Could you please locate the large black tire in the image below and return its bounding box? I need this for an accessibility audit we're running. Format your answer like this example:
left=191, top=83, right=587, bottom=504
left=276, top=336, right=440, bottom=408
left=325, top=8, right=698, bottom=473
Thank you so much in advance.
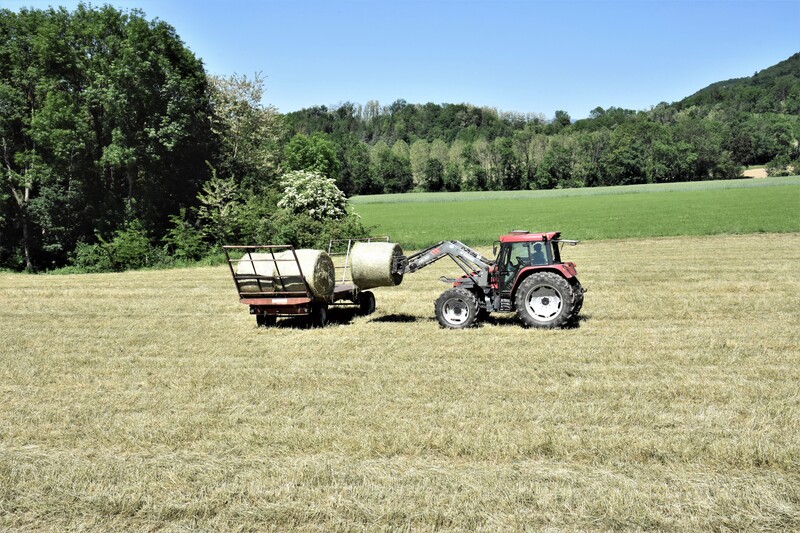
left=256, top=314, right=276, bottom=328
left=515, top=272, right=575, bottom=329
left=310, top=303, right=328, bottom=328
left=570, top=280, right=585, bottom=319
left=434, top=288, right=479, bottom=329
left=358, top=291, right=376, bottom=316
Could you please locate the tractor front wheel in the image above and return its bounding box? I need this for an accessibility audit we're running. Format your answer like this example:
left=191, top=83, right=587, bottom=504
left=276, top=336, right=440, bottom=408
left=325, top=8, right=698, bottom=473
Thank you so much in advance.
left=515, top=272, right=575, bottom=328
left=435, top=288, right=479, bottom=329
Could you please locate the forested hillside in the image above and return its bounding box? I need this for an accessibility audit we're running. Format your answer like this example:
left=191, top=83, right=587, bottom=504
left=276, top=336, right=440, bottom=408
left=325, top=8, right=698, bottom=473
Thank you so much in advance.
left=1, top=4, right=797, bottom=272
left=678, top=52, right=800, bottom=114
left=286, top=52, right=800, bottom=196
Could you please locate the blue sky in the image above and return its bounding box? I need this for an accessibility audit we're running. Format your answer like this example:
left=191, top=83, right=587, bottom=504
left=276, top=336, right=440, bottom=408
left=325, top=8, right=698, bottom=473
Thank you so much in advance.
left=4, top=0, right=799, bottom=119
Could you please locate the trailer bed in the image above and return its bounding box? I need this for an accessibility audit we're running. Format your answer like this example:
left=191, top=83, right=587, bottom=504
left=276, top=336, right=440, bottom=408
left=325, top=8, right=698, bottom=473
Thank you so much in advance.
left=223, top=244, right=374, bottom=327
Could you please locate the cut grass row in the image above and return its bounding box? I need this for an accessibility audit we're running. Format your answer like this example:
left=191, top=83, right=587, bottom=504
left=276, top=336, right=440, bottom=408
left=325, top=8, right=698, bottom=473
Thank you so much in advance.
left=352, top=177, right=800, bottom=248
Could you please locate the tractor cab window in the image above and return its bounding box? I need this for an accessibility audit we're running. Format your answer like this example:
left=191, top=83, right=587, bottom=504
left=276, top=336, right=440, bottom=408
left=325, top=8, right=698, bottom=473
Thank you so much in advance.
left=501, top=242, right=550, bottom=270
left=499, top=241, right=555, bottom=291
left=531, top=243, right=547, bottom=265
left=510, top=243, right=530, bottom=268
left=499, top=242, right=533, bottom=290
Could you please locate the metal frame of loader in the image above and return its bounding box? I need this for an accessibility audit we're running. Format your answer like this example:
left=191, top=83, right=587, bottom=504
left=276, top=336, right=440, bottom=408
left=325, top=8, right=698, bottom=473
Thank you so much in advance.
left=223, top=240, right=385, bottom=328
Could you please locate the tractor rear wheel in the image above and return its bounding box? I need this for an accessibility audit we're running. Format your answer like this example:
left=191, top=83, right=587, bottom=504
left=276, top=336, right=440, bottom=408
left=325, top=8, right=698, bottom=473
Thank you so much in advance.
left=570, top=281, right=585, bottom=319
left=435, top=288, right=479, bottom=329
left=515, top=272, right=575, bottom=328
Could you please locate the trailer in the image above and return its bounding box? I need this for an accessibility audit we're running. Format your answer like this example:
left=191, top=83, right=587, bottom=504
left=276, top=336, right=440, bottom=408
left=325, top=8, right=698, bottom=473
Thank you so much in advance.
left=223, top=241, right=382, bottom=327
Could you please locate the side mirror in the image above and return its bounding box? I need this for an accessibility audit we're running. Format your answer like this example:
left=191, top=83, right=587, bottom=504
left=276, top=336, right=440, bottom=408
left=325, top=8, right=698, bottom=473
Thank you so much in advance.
left=492, top=242, right=498, bottom=256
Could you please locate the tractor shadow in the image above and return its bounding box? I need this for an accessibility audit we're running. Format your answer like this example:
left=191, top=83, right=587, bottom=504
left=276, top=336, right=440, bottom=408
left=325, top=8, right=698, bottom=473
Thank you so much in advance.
left=479, top=313, right=588, bottom=329
left=261, top=312, right=588, bottom=330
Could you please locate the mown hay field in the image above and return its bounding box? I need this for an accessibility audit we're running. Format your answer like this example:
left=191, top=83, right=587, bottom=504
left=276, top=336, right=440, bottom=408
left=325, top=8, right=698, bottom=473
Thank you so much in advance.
left=1, top=233, right=799, bottom=530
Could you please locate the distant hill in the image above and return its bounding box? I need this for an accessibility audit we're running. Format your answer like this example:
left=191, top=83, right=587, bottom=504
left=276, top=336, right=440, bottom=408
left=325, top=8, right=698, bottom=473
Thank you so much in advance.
left=288, top=53, right=800, bottom=144
left=676, top=52, right=800, bottom=114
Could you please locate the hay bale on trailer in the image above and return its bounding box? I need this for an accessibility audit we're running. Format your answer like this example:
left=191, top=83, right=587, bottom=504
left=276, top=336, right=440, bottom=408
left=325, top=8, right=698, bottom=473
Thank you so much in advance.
left=236, top=253, right=274, bottom=293
left=350, top=242, right=404, bottom=289
left=237, top=249, right=335, bottom=298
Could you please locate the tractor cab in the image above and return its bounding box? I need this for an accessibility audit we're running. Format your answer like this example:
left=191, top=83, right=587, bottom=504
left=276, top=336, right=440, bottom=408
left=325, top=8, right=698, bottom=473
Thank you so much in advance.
left=495, top=231, right=561, bottom=293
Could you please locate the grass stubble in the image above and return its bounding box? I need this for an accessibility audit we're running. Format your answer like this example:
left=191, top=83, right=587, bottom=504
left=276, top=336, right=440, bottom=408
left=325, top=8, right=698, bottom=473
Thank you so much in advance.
left=0, top=233, right=798, bottom=530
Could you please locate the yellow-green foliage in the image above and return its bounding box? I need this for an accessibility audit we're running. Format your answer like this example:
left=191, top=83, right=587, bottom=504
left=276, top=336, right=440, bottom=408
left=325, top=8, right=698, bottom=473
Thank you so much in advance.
left=1, top=234, right=798, bottom=530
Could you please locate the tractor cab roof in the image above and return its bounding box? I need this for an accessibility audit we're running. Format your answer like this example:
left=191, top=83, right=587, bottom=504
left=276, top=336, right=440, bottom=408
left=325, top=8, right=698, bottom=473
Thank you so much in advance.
left=499, top=230, right=561, bottom=243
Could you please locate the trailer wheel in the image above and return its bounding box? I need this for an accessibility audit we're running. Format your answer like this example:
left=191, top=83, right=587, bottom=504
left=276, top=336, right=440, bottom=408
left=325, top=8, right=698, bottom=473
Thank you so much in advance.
left=311, top=303, right=328, bottom=328
left=358, top=291, right=376, bottom=316
left=256, top=314, right=276, bottom=328
left=515, top=272, right=575, bottom=328
left=435, top=288, right=478, bottom=329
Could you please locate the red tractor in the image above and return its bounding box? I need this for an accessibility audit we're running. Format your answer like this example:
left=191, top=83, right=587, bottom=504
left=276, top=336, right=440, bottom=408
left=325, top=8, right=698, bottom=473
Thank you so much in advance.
left=399, top=230, right=584, bottom=328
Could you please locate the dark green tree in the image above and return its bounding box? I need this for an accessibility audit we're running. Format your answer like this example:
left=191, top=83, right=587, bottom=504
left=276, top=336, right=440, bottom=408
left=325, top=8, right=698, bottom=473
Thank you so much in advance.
left=422, top=158, right=444, bottom=192
left=0, top=5, right=213, bottom=270
left=340, top=137, right=377, bottom=195
left=283, top=132, right=341, bottom=181
left=374, top=150, right=413, bottom=194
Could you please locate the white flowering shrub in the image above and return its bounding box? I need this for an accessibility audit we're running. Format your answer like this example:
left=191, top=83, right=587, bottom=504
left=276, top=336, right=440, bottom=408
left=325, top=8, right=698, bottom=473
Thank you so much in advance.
left=277, top=170, right=348, bottom=221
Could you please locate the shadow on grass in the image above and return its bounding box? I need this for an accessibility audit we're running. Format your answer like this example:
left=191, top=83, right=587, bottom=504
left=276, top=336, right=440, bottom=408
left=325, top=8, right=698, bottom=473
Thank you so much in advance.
left=254, top=307, right=362, bottom=330
left=369, top=313, right=421, bottom=323
left=255, top=311, right=587, bottom=330
left=479, top=312, right=588, bottom=329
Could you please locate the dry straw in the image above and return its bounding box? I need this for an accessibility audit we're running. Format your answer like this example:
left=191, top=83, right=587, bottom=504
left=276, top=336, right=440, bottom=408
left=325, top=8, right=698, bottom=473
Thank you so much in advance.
left=1, top=233, right=799, bottom=530
left=350, top=242, right=404, bottom=289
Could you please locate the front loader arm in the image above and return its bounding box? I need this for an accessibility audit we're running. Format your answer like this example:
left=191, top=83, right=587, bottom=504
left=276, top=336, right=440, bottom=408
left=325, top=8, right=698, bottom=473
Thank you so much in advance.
left=397, top=241, right=495, bottom=288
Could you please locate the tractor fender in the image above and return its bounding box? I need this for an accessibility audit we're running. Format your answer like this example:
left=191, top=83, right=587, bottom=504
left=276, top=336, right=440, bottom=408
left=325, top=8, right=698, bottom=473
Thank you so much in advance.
left=510, top=265, right=576, bottom=297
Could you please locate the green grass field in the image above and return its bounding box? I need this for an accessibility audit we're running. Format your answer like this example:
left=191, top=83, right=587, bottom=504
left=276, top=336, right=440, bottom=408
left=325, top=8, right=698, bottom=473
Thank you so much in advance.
left=2, top=178, right=800, bottom=530
left=352, top=177, right=800, bottom=248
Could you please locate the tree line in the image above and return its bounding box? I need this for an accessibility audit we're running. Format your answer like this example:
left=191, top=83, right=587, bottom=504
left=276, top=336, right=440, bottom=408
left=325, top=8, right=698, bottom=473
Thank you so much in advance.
left=286, top=52, right=800, bottom=196
left=0, top=6, right=367, bottom=272
left=1, top=5, right=797, bottom=272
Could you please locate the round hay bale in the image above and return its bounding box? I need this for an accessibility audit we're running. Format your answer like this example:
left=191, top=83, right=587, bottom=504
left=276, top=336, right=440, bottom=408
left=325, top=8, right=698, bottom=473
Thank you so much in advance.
left=351, top=242, right=404, bottom=289
left=270, top=249, right=335, bottom=298
left=236, top=253, right=274, bottom=293
left=237, top=250, right=334, bottom=298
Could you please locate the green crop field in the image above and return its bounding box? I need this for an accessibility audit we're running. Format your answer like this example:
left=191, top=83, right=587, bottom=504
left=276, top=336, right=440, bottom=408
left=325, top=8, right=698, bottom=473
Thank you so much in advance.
left=1, top=231, right=799, bottom=530
left=352, top=177, right=800, bottom=248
